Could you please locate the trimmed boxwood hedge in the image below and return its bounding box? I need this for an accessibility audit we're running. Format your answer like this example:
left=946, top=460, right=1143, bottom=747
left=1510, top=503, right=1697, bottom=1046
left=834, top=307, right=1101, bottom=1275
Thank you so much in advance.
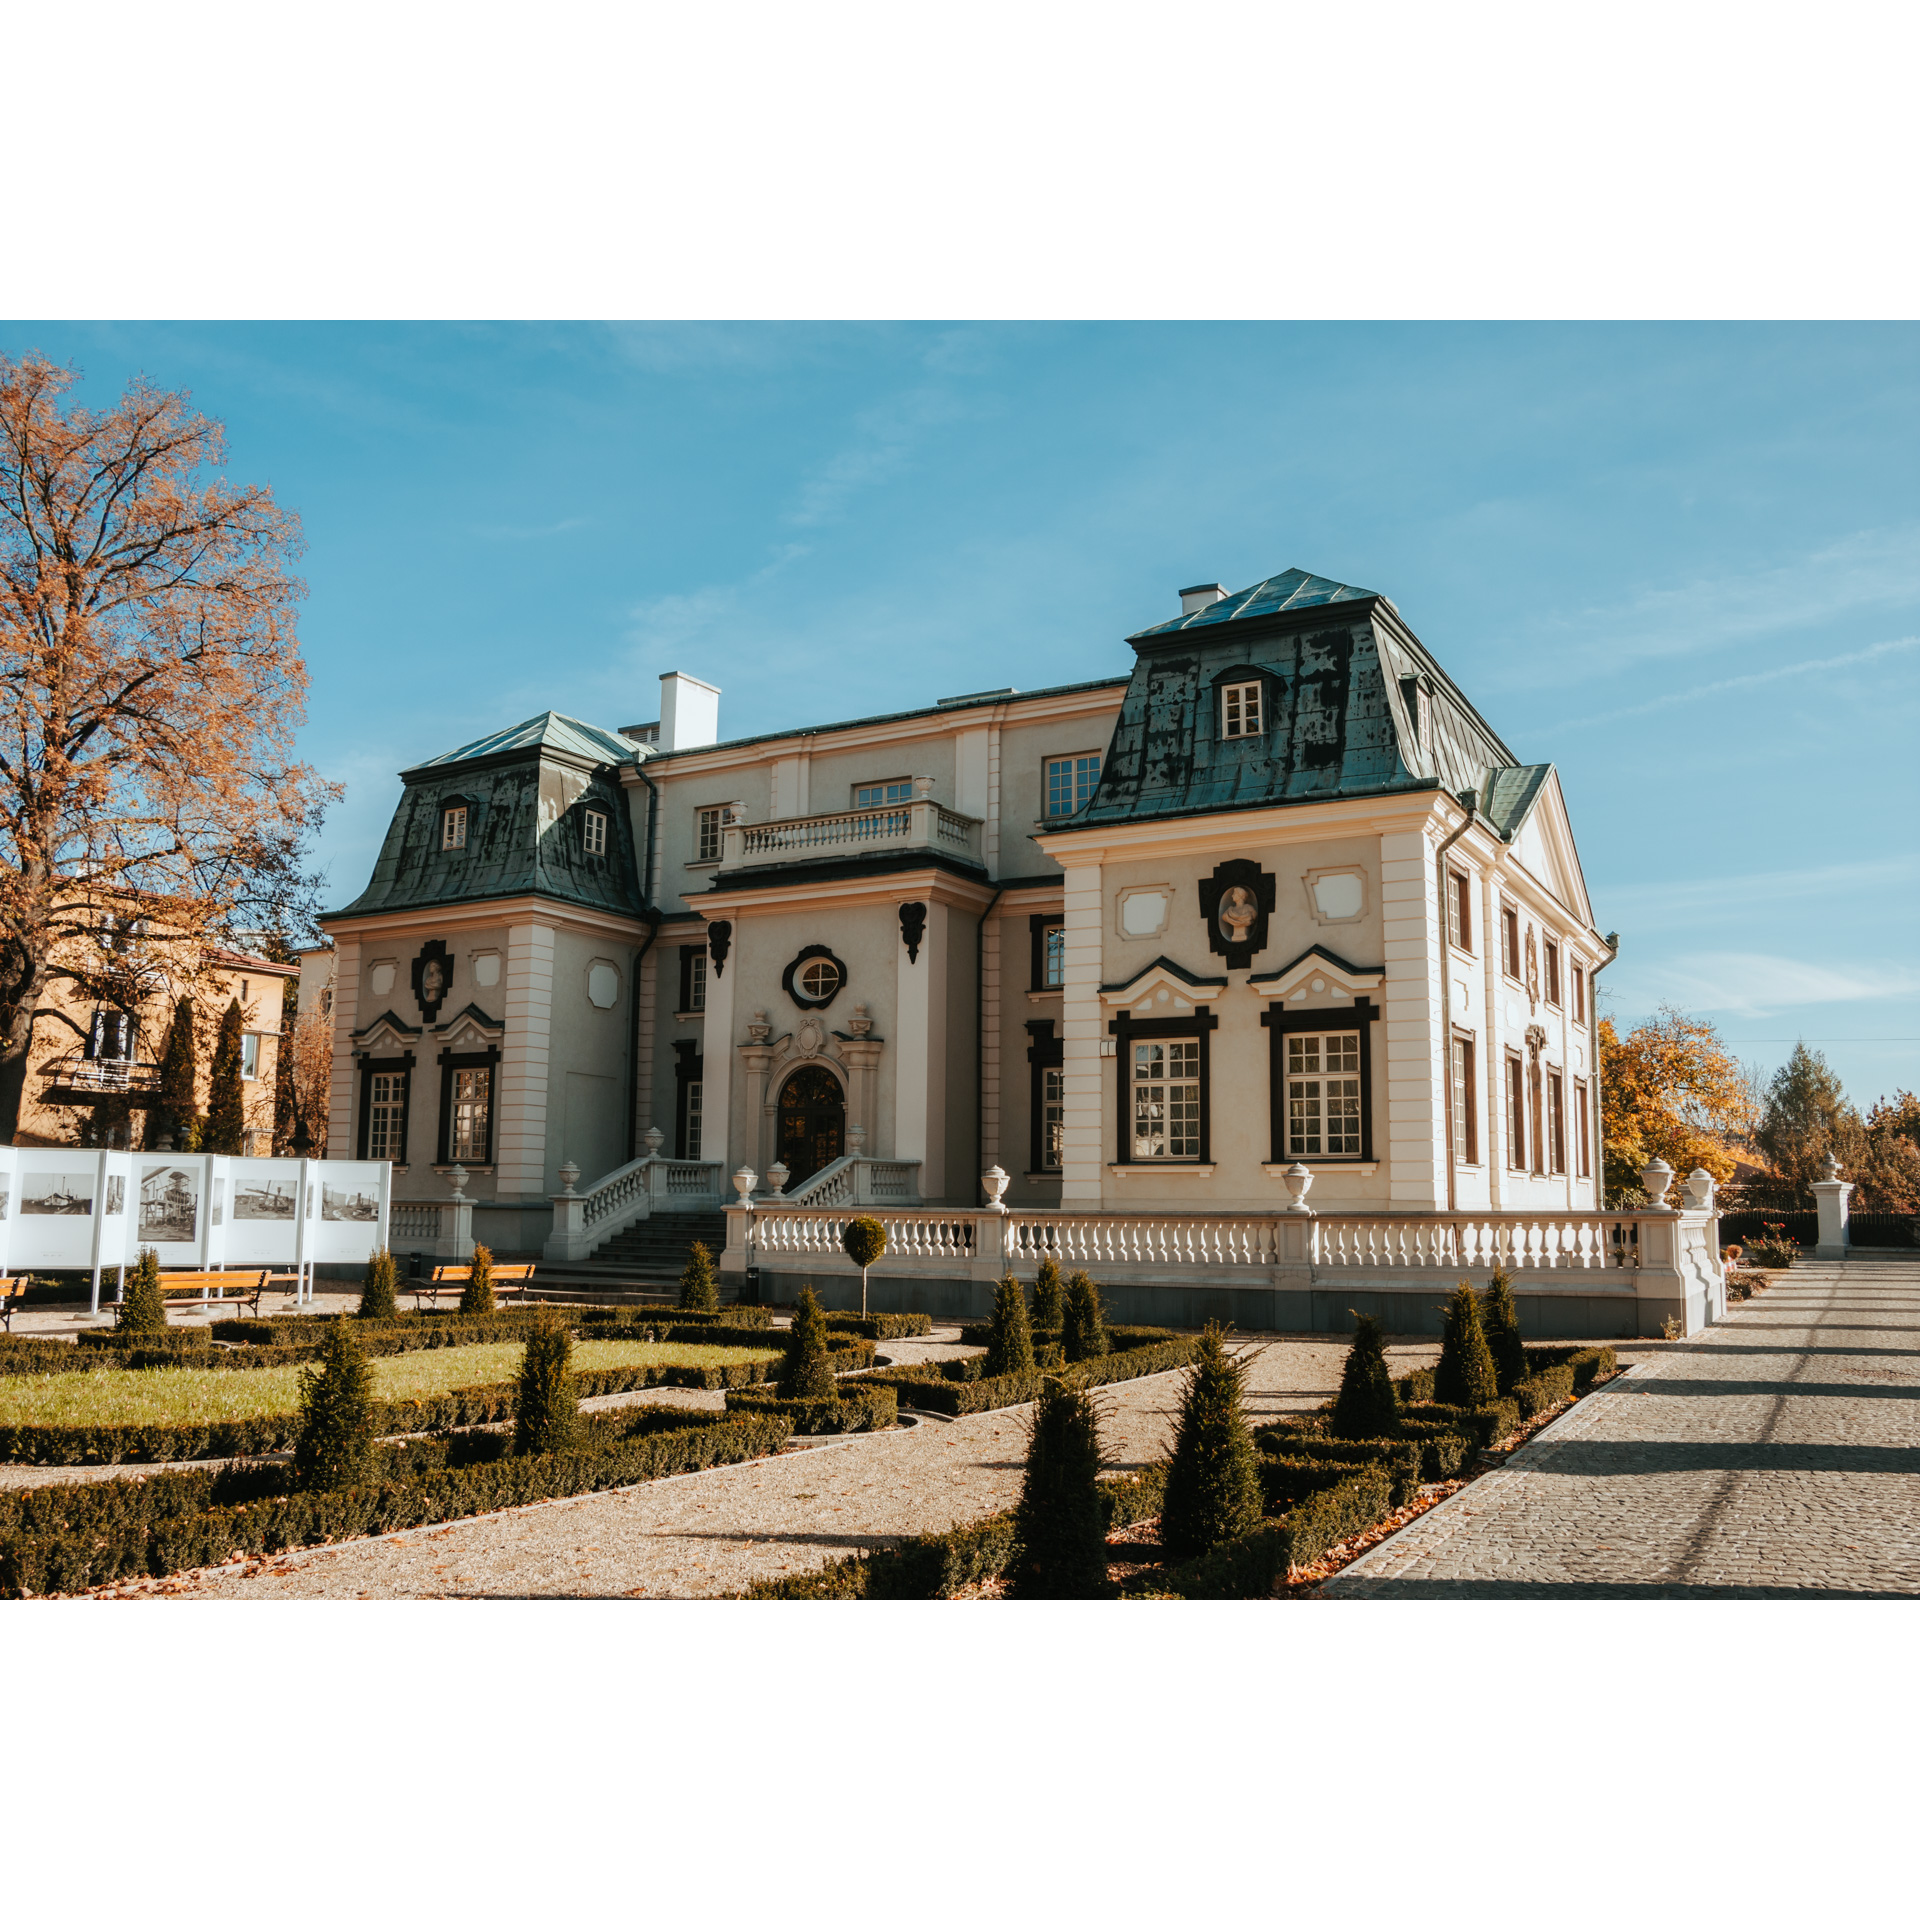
left=822, top=1312, right=933, bottom=1340
left=1524, top=1344, right=1618, bottom=1392
left=1255, top=1431, right=1423, bottom=1508
left=878, top=1335, right=1201, bottom=1417
left=0, top=1406, right=791, bottom=1598
left=1513, top=1363, right=1577, bottom=1418
left=78, top=1326, right=214, bottom=1353
left=723, top=1383, right=898, bottom=1434
left=1137, top=1468, right=1398, bottom=1598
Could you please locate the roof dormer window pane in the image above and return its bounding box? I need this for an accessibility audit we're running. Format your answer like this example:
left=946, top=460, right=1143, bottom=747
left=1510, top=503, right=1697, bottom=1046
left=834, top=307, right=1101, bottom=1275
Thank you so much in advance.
left=583, top=809, right=608, bottom=858
left=1221, top=681, right=1264, bottom=739
left=442, top=806, right=467, bottom=850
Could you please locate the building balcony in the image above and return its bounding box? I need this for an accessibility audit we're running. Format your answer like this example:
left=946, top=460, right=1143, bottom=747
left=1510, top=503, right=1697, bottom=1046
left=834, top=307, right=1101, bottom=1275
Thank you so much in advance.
left=40, top=1059, right=162, bottom=1106
left=718, top=785, right=983, bottom=875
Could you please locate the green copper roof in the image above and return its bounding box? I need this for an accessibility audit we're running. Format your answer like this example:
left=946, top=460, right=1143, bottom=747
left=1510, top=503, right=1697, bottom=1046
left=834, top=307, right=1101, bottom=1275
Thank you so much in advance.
left=1129, top=567, right=1382, bottom=639
left=407, top=711, right=639, bottom=772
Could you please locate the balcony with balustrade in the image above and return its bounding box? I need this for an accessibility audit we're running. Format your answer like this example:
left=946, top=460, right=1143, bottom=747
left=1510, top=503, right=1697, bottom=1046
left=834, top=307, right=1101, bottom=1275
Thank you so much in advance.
left=717, top=780, right=983, bottom=877
left=40, top=1057, right=163, bottom=1106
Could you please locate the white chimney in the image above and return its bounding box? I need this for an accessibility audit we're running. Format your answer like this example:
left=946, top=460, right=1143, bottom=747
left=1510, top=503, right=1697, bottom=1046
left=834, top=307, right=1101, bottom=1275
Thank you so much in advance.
left=657, top=671, right=721, bottom=751
left=1179, top=583, right=1228, bottom=616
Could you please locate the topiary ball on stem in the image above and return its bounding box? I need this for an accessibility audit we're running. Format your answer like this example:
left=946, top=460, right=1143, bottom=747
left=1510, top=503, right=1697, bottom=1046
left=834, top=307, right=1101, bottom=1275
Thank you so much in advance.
left=1330, top=1311, right=1401, bottom=1440
left=1061, top=1270, right=1109, bottom=1362
left=513, top=1308, right=581, bottom=1455
left=118, top=1247, right=166, bottom=1336
left=841, top=1215, right=887, bottom=1317
left=1479, top=1266, right=1528, bottom=1396
left=1008, top=1379, right=1111, bottom=1599
left=358, top=1249, right=399, bottom=1321
left=679, top=1239, right=719, bottom=1313
left=458, top=1244, right=496, bottom=1315
left=294, top=1318, right=379, bottom=1492
left=782, top=1286, right=837, bottom=1400
left=1031, top=1257, right=1064, bottom=1334
left=1434, top=1280, right=1499, bottom=1408
left=1160, top=1323, right=1263, bottom=1560
left=984, top=1270, right=1035, bottom=1378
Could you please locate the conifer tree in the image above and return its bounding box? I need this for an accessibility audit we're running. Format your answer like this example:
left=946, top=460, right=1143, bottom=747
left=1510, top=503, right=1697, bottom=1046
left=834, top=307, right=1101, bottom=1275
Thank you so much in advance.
left=294, top=1318, right=379, bottom=1491
left=155, top=996, right=199, bottom=1148
left=358, top=1249, right=399, bottom=1321
left=1434, top=1280, right=1499, bottom=1407
left=117, top=1246, right=166, bottom=1335
left=458, top=1243, right=496, bottom=1315
left=1061, top=1270, right=1109, bottom=1361
left=1330, top=1311, right=1401, bottom=1440
left=678, top=1239, right=719, bottom=1312
left=1008, top=1379, right=1111, bottom=1599
left=1160, top=1324, right=1263, bottom=1559
left=781, top=1286, right=836, bottom=1399
left=201, top=997, right=247, bottom=1154
left=513, top=1308, right=581, bottom=1455
left=1031, top=1256, right=1064, bottom=1333
left=1479, top=1267, right=1528, bottom=1396
left=984, top=1270, right=1035, bottom=1377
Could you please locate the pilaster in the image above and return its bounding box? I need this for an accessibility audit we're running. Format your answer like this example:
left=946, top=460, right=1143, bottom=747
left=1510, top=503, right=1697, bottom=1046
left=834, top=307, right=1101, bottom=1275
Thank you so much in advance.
left=1059, top=862, right=1104, bottom=1206
left=1379, top=825, right=1445, bottom=1209
left=980, top=910, right=1002, bottom=1169
left=701, top=926, right=736, bottom=1169
left=893, top=898, right=948, bottom=1196
left=495, top=922, right=555, bottom=1197
left=327, top=934, right=360, bottom=1158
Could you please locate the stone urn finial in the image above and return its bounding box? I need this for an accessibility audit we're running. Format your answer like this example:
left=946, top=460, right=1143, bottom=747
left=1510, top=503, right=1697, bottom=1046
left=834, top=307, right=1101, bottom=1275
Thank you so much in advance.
left=557, top=1160, right=580, bottom=1192
left=846, top=1002, right=873, bottom=1038
left=847, top=1122, right=867, bottom=1158
left=1282, top=1162, right=1315, bottom=1215
left=912, top=775, right=935, bottom=800
left=642, top=1125, right=664, bottom=1159
left=746, top=1009, right=771, bottom=1044
left=444, top=1163, right=470, bottom=1194
left=1821, top=1150, right=1845, bottom=1182
left=731, top=1166, right=758, bottom=1206
left=1684, top=1168, right=1714, bottom=1212
left=980, top=1165, right=1011, bottom=1213
left=1641, top=1158, right=1674, bottom=1210
left=765, top=1160, right=790, bottom=1196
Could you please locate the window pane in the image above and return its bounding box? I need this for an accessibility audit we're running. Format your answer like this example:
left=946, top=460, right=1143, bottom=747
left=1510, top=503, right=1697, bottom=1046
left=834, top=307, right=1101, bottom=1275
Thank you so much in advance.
left=1131, top=1039, right=1200, bottom=1157
left=689, top=951, right=707, bottom=1011
left=1286, top=1029, right=1359, bottom=1159
left=1044, top=925, right=1065, bottom=988
left=1042, top=1066, right=1064, bottom=1169
left=697, top=808, right=722, bottom=861
left=584, top=811, right=607, bottom=857
left=241, top=1034, right=260, bottom=1081
left=369, top=1071, right=405, bottom=1162
left=685, top=1080, right=703, bottom=1161
left=442, top=807, right=467, bottom=850
left=451, top=1067, right=491, bottom=1162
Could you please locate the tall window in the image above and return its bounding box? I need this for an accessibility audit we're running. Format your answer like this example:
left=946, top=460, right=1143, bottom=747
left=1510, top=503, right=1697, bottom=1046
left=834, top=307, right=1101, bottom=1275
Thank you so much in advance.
left=682, top=1078, right=703, bottom=1162
left=368, top=1071, right=407, bottom=1161
left=583, top=809, right=608, bottom=858
left=1133, top=1040, right=1201, bottom=1158
left=1506, top=1052, right=1527, bottom=1169
left=450, top=1067, right=492, bottom=1163
left=1571, top=963, right=1586, bottom=1022
left=1547, top=1067, right=1566, bottom=1175
left=1041, top=1067, right=1065, bottom=1169
left=442, top=805, right=467, bottom=850
left=680, top=946, right=707, bottom=1012
left=1043, top=925, right=1065, bottom=988
left=1544, top=937, right=1562, bottom=1006
left=1529, top=1054, right=1545, bottom=1172
left=1501, top=906, right=1521, bottom=978
left=1287, top=1033, right=1362, bottom=1158
left=1220, top=680, right=1264, bottom=738
left=854, top=779, right=914, bottom=808
left=1450, top=1034, right=1477, bottom=1163
left=696, top=806, right=726, bottom=861
left=1044, top=753, right=1102, bottom=817
left=1448, top=869, right=1472, bottom=952
left=241, top=1034, right=261, bottom=1081
left=1575, top=1079, right=1591, bottom=1179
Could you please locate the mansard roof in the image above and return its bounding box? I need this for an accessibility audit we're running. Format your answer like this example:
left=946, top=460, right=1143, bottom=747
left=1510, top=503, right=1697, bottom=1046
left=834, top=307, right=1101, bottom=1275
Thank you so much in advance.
left=1064, top=565, right=1524, bottom=829
left=326, top=711, right=645, bottom=926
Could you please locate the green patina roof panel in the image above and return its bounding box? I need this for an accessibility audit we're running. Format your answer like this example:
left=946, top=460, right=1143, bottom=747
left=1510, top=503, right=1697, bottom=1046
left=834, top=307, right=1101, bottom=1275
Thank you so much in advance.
left=407, top=710, right=639, bottom=772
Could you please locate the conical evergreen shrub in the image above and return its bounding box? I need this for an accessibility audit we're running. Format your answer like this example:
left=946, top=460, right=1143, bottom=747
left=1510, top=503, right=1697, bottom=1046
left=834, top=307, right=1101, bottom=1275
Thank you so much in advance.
left=1479, top=1267, right=1528, bottom=1396
left=1061, top=1270, right=1109, bottom=1361
left=679, top=1239, right=719, bottom=1312
left=1434, top=1280, right=1499, bottom=1407
left=1160, top=1324, right=1263, bottom=1559
left=781, top=1286, right=836, bottom=1399
left=294, top=1318, right=379, bottom=1491
left=1031, top=1256, right=1064, bottom=1333
left=156, top=997, right=199, bottom=1148
left=358, top=1249, right=399, bottom=1321
left=1008, top=1379, right=1111, bottom=1599
left=513, top=1308, right=581, bottom=1455
left=1330, top=1312, right=1401, bottom=1440
left=202, top=998, right=247, bottom=1154
left=984, top=1271, right=1035, bottom=1377
left=118, top=1247, right=166, bottom=1335
left=458, top=1244, right=496, bottom=1315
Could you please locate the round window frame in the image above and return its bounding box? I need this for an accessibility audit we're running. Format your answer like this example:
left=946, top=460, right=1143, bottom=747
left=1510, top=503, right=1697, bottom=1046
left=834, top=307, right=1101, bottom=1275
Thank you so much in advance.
left=781, top=943, right=847, bottom=1011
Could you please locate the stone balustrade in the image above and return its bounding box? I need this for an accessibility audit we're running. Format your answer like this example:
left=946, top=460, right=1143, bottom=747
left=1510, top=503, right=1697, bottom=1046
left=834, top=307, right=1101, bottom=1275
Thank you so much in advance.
left=719, top=796, right=981, bottom=873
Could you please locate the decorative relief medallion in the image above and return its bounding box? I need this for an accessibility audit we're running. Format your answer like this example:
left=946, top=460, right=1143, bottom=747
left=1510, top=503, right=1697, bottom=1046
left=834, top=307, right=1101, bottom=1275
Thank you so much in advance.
left=1524, top=925, right=1539, bottom=1013
left=1198, top=858, right=1276, bottom=969
left=411, top=939, right=453, bottom=1022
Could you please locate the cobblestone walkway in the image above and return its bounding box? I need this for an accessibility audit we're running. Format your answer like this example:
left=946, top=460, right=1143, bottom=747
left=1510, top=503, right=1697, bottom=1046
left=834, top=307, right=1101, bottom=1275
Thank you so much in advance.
left=1323, top=1261, right=1920, bottom=1597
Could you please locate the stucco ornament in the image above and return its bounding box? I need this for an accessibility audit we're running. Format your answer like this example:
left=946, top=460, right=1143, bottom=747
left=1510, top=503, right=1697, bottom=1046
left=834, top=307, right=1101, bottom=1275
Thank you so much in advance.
left=1197, top=858, right=1275, bottom=968
left=796, top=1015, right=826, bottom=1057
left=411, top=938, right=453, bottom=1022
left=1524, top=925, right=1539, bottom=1013
left=1218, top=885, right=1258, bottom=945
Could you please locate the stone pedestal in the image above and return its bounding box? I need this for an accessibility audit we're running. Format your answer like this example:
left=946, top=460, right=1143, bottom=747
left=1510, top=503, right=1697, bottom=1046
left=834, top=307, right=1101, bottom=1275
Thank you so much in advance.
left=1812, top=1152, right=1853, bottom=1254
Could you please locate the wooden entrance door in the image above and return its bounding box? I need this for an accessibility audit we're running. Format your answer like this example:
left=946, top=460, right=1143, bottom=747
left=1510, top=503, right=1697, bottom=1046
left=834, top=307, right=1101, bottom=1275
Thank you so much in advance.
left=777, top=1065, right=845, bottom=1184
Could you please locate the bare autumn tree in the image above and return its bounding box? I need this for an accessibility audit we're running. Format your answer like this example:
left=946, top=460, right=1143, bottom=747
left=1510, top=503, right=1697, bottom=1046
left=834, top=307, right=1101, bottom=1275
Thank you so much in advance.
left=0, top=353, right=337, bottom=1139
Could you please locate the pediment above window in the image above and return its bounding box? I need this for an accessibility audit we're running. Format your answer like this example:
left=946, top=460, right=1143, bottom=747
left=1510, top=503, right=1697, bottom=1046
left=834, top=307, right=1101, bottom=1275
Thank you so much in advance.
left=436, top=1004, right=506, bottom=1047
left=1097, top=956, right=1228, bottom=1014
left=350, top=1009, right=422, bottom=1045
left=1246, top=945, right=1385, bottom=1003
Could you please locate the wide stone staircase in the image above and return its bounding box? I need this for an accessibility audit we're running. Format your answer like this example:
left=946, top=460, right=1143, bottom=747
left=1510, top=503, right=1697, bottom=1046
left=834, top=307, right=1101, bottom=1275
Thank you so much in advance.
left=529, top=1210, right=738, bottom=1305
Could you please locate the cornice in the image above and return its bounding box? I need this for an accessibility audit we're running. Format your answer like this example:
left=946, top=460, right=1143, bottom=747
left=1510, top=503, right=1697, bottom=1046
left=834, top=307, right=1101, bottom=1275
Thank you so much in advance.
left=1035, top=787, right=1447, bottom=864
left=686, top=865, right=999, bottom=916
left=322, top=895, right=648, bottom=944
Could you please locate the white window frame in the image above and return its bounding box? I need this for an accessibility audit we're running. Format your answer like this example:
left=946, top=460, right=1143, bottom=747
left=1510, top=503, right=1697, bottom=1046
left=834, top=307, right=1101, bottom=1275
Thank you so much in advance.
left=853, top=778, right=915, bottom=810
left=441, top=806, right=468, bottom=851
left=1043, top=925, right=1066, bottom=990
left=1041, top=1066, right=1065, bottom=1170
left=450, top=1067, right=492, bottom=1164
left=1221, top=680, right=1265, bottom=739
left=240, top=1033, right=261, bottom=1082
left=687, top=949, right=707, bottom=1012
left=1132, top=1038, right=1202, bottom=1159
left=369, top=1070, right=406, bottom=1162
left=1286, top=1031, right=1362, bottom=1159
left=684, top=1078, right=704, bottom=1162
left=695, top=806, right=727, bottom=863
left=583, top=809, right=608, bottom=858
left=1043, top=752, right=1102, bottom=818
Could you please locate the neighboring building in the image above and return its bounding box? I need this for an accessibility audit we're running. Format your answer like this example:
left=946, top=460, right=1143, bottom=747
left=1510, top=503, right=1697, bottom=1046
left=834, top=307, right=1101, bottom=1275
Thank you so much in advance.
left=321, top=566, right=1611, bottom=1254
left=19, top=938, right=296, bottom=1152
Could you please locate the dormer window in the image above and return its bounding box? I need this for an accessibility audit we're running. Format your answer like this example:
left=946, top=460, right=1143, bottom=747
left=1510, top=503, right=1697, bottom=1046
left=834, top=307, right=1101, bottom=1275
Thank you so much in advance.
left=1221, top=680, right=1264, bottom=739
left=583, top=809, right=608, bottom=858
left=441, top=806, right=468, bottom=851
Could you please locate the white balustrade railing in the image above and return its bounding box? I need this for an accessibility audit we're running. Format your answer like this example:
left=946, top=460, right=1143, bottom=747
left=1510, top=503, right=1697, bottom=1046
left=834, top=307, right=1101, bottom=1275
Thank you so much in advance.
left=390, top=1202, right=444, bottom=1242
left=753, top=1207, right=979, bottom=1259
left=544, top=1152, right=724, bottom=1263
left=780, top=1154, right=923, bottom=1209
left=721, top=798, right=981, bottom=872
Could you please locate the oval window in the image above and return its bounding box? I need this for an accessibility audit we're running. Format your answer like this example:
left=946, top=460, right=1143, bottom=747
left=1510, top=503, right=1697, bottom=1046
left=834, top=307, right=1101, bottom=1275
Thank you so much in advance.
left=797, top=958, right=841, bottom=1002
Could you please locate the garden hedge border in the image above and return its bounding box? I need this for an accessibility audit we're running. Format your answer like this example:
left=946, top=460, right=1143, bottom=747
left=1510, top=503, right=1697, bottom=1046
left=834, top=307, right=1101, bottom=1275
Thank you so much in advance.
left=723, top=1383, right=899, bottom=1434
left=822, top=1312, right=933, bottom=1340
left=877, top=1334, right=1201, bottom=1417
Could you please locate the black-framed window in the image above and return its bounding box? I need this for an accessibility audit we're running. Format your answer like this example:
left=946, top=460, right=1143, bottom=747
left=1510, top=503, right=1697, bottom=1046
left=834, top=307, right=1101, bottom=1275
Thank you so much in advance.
left=1109, top=1007, right=1217, bottom=1165
left=672, top=1039, right=703, bottom=1160
left=1260, top=997, right=1379, bottom=1164
left=1451, top=1030, right=1477, bottom=1164
left=1506, top=1050, right=1527, bottom=1169
left=436, top=1046, right=499, bottom=1165
left=1029, top=913, right=1064, bottom=991
left=1026, top=1019, right=1063, bottom=1174
left=678, top=944, right=708, bottom=1012
left=356, top=1051, right=414, bottom=1162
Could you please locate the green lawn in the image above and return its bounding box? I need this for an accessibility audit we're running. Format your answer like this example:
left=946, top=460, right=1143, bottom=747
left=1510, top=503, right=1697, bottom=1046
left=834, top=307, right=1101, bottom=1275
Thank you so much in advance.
left=0, top=1339, right=783, bottom=1428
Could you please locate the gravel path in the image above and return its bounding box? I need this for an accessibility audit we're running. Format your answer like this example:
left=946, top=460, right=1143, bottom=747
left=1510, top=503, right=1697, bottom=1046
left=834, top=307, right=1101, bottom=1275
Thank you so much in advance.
left=1322, top=1260, right=1920, bottom=1597
left=84, top=1328, right=1440, bottom=1601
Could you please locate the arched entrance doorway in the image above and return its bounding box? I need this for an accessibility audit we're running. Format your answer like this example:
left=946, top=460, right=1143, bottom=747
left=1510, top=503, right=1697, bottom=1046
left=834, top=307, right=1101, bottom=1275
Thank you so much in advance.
left=777, top=1064, right=845, bottom=1184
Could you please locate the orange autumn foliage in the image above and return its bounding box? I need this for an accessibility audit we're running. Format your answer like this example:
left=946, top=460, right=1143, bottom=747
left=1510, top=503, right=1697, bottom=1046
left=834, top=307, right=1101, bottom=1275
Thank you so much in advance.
left=1598, top=1006, right=1746, bottom=1206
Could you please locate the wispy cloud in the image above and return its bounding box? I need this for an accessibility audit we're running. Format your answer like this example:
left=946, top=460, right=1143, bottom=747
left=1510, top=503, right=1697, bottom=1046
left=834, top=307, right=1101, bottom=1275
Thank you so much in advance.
left=1558, top=634, right=1920, bottom=728
left=1632, top=951, right=1920, bottom=1020
left=622, top=543, right=811, bottom=663
left=1602, top=856, right=1920, bottom=929
left=786, top=386, right=969, bottom=527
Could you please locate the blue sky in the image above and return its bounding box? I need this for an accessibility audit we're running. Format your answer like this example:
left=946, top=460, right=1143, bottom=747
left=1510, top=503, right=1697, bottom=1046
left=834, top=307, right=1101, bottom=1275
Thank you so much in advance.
left=7, top=321, right=1917, bottom=1108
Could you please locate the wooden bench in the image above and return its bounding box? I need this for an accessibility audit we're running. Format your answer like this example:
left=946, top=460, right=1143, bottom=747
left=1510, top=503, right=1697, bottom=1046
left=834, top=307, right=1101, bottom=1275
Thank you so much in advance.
left=0, top=1273, right=30, bottom=1332
left=409, top=1263, right=538, bottom=1311
left=120, top=1270, right=293, bottom=1321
